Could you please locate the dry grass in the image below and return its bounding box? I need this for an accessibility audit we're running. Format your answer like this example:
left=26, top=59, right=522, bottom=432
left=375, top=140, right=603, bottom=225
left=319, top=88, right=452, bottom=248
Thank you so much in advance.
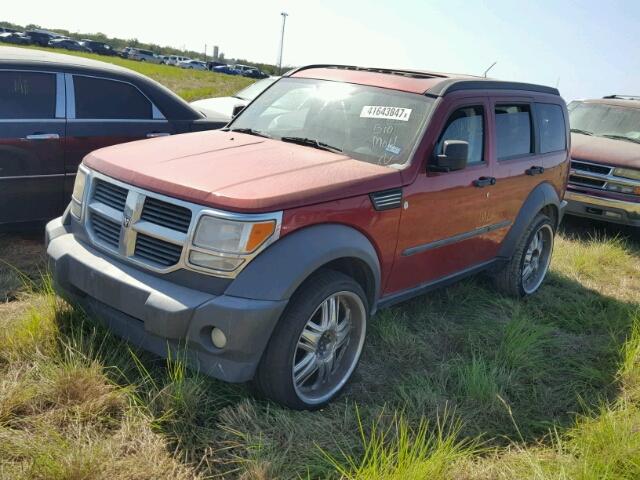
left=1, top=216, right=638, bottom=478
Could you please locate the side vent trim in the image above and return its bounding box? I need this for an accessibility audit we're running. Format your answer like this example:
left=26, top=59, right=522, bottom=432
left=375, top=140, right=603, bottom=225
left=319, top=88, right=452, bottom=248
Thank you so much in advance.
left=370, top=188, right=403, bottom=211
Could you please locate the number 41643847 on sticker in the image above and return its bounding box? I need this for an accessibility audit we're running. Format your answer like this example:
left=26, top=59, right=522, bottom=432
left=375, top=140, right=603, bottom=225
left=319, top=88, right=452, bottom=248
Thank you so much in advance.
left=360, top=106, right=412, bottom=121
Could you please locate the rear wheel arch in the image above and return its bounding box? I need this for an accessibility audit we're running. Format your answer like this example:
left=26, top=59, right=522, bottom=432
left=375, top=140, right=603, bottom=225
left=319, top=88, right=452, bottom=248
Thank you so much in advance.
left=498, top=182, right=561, bottom=261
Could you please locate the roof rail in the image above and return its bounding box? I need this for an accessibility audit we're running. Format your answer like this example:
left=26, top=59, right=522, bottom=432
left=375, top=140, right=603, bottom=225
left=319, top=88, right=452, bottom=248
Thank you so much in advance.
left=286, top=64, right=449, bottom=80
left=426, top=79, right=559, bottom=97
left=602, top=95, right=640, bottom=101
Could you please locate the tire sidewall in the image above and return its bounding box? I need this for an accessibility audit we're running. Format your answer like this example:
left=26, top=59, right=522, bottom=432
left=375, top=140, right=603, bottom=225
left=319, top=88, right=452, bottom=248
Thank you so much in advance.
left=517, top=215, right=554, bottom=296
left=258, top=270, right=369, bottom=410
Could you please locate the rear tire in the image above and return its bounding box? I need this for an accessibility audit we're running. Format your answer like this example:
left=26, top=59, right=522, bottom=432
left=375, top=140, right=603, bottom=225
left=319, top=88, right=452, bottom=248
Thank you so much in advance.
left=493, top=213, right=555, bottom=297
left=254, top=270, right=368, bottom=410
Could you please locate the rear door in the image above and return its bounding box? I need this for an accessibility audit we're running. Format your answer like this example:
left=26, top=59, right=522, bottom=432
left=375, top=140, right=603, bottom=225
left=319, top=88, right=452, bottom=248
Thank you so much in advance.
left=489, top=97, right=565, bottom=232
left=64, top=74, right=174, bottom=198
left=0, top=69, right=66, bottom=225
left=386, top=96, right=503, bottom=294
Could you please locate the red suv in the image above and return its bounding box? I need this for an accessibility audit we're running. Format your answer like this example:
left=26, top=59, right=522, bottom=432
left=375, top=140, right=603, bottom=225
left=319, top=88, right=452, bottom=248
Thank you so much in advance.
left=46, top=65, right=569, bottom=409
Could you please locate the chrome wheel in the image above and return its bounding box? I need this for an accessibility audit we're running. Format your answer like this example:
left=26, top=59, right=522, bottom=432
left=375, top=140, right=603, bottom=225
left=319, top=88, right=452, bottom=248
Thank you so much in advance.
left=522, top=224, right=554, bottom=294
left=292, top=291, right=366, bottom=405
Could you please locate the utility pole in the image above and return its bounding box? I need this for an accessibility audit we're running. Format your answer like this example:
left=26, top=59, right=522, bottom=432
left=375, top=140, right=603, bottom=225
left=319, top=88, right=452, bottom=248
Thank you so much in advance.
left=204, top=44, right=207, bottom=62
left=278, top=12, right=288, bottom=74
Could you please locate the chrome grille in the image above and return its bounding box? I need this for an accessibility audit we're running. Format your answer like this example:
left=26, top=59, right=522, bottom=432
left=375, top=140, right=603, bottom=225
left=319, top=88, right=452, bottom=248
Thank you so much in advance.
left=569, top=160, right=613, bottom=192
left=141, top=197, right=192, bottom=233
left=134, top=233, right=182, bottom=266
left=94, top=179, right=128, bottom=211
left=91, top=213, right=121, bottom=248
left=79, top=169, right=283, bottom=279
left=571, top=160, right=612, bottom=176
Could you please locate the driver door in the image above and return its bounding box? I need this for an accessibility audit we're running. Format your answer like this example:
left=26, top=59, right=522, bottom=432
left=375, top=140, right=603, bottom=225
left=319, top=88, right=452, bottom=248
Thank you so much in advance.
left=386, top=96, right=505, bottom=295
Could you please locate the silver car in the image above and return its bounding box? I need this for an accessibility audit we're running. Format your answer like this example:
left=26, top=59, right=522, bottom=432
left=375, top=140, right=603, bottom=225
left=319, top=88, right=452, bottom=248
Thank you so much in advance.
left=128, top=48, right=162, bottom=64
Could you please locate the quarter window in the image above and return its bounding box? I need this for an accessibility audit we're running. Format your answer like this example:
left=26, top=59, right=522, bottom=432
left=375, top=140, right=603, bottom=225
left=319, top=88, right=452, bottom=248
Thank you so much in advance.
left=73, top=76, right=153, bottom=119
left=495, top=105, right=533, bottom=160
left=436, top=106, right=485, bottom=165
left=0, top=71, right=56, bottom=119
left=536, top=103, right=566, bottom=153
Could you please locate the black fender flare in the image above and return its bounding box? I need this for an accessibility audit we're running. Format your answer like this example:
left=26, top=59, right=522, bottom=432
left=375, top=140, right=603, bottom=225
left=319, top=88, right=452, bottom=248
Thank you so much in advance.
left=498, top=182, right=561, bottom=260
left=225, top=224, right=381, bottom=307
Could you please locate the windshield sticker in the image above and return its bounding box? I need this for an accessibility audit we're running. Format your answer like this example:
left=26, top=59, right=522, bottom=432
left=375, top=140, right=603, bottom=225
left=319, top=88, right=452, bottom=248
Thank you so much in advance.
left=385, top=144, right=402, bottom=155
left=360, top=106, right=412, bottom=121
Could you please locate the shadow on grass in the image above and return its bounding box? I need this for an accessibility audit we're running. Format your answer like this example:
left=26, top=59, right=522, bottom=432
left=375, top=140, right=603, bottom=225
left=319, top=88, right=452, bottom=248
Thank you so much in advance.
left=31, top=217, right=638, bottom=478
left=560, top=215, right=639, bottom=251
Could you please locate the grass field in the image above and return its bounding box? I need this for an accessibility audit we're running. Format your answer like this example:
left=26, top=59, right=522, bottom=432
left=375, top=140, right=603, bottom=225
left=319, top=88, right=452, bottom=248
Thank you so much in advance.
left=1, top=52, right=639, bottom=478
left=12, top=45, right=254, bottom=101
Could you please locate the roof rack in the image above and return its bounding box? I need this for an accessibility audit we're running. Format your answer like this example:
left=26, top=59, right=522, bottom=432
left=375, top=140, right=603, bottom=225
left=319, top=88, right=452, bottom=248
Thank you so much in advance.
left=287, top=64, right=449, bottom=80
left=602, top=95, right=640, bottom=101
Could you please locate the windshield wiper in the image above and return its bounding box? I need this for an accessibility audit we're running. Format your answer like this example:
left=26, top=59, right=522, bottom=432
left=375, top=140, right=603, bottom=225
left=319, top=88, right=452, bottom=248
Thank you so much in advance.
left=225, top=128, right=271, bottom=138
left=570, top=128, right=593, bottom=136
left=280, top=136, right=343, bottom=153
left=600, top=133, right=640, bottom=144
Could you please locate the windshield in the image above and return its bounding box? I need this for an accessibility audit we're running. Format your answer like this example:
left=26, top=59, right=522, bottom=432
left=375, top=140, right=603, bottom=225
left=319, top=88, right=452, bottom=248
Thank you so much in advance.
left=235, top=77, right=278, bottom=101
left=230, top=78, right=434, bottom=168
left=569, top=102, right=640, bottom=143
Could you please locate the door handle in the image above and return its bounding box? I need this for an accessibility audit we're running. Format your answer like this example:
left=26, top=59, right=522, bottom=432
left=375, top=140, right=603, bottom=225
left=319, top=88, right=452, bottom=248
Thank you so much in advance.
left=146, top=132, right=171, bottom=138
left=24, top=133, right=60, bottom=140
left=473, top=176, right=496, bottom=188
left=526, top=165, right=545, bottom=176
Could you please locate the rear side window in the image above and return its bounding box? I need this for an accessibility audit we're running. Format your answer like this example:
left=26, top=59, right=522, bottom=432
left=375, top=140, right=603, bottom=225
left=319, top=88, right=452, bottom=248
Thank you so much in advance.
left=74, top=76, right=152, bottom=119
left=0, top=71, right=56, bottom=119
left=495, top=105, right=533, bottom=160
left=436, top=106, right=485, bottom=165
left=536, top=103, right=566, bottom=153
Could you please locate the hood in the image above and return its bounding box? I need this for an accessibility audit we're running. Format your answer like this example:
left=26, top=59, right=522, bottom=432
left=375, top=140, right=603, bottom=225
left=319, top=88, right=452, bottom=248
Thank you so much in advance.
left=189, top=96, right=248, bottom=123
left=571, top=133, right=640, bottom=169
left=84, top=130, right=401, bottom=212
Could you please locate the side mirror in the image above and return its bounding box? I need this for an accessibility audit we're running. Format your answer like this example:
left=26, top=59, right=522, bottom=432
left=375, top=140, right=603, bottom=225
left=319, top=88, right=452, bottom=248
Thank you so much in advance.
left=232, top=105, right=245, bottom=118
left=430, top=140, right=469, bottom=172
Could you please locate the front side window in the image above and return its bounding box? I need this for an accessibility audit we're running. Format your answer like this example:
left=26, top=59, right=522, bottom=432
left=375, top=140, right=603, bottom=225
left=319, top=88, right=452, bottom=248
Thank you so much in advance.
left=230, top=77, right=434, bottom=168
left=536, top=103, right=566, bottom=153
left=569, top=102, right=640, bottom=144
left=74, top=76, right=152, bottom=119
left=0, top=71, right=56, bottom=119
left=435, top=106, right=485, bottom=165
left=495, top=104, right=533, bottom=160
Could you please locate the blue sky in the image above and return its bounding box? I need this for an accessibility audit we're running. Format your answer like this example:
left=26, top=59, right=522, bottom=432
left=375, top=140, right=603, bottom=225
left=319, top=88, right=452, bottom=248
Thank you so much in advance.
left=5, top=0, right=640, bottom=101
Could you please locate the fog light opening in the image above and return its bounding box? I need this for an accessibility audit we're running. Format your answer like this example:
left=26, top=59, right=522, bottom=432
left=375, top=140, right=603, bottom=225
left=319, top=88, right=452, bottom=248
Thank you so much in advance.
left=211, top=327, right=227, bottom=349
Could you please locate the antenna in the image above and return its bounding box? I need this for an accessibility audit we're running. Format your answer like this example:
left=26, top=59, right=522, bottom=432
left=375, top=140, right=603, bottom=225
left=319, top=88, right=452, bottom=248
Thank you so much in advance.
left=483, top=61, right=497, bottom=78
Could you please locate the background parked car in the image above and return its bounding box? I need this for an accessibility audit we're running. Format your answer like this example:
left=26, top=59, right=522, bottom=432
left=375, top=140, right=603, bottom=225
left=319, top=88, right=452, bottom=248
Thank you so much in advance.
left=26, top=29, right=62, bottom=46
left=127, top=48, right=162, bottom=63
left=165, top=55, right=191, bottom=66
left=49, top=38, right=91, bottom=52
left=120, top=46, right=135, bottom=58
left=79, top=39, right=117, bottom=56
left=0, top=32, right=31, bottom=45
left=0, top=47, right=227, bottom=227
left=207, top=61, right=226, bottom=70
left=190, top=76, right=278, bottom=123
left=241, top=67, right=269, bottom=79
left=565, top=95, right=640, bottom=229
left=179, top=59, right=208, bottom=70
left=213, top=64, right=240, bottom=75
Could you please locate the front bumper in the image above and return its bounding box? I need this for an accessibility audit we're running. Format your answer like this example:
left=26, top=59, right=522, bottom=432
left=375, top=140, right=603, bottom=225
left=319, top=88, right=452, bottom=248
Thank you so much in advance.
left=46, top=217, right=288, bottom=382
left=564, top=190, right=640, bottom=227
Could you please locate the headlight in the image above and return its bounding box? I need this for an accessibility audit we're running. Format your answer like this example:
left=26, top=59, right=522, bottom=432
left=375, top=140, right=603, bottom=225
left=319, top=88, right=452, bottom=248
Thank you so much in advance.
left=193, top=216, right=276, bottom=254
left=70, top=166, right=88, bottom=218
left=613, top=167, right=640, bottom=181
left=188, top=214, right=280, bottom=274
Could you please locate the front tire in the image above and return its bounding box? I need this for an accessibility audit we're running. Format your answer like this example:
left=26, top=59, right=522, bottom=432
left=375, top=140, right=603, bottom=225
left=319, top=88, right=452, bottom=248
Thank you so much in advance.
left=493, top=213, right=555, bottom=297
left=254, top=270, right=368, bottom=410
